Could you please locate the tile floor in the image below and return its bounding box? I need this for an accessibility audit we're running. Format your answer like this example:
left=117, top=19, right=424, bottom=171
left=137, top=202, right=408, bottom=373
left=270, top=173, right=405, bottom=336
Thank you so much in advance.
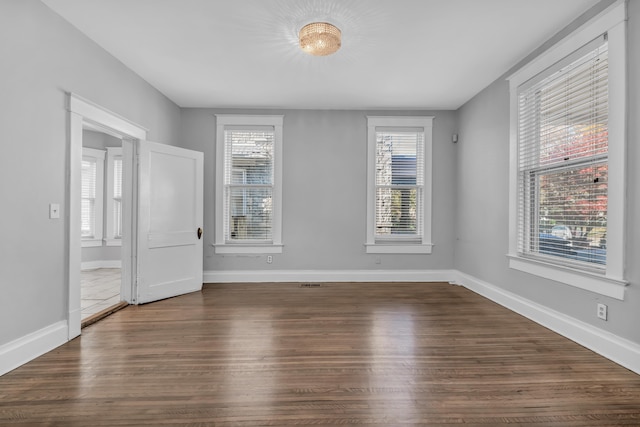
left=81, top=268, right=121, bottom=320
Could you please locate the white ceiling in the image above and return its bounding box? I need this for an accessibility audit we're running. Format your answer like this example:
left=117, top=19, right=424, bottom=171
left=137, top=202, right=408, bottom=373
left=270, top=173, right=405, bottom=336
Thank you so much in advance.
left=42, top=0, right=600, bottom=110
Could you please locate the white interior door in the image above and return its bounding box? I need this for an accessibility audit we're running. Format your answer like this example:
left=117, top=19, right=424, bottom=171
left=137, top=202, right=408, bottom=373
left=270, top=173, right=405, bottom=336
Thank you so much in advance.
left=136, top=140, right=203, bottom=304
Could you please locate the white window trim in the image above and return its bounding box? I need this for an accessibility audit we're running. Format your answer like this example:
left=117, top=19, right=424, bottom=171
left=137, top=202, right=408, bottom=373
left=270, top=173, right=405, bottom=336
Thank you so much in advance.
left=365, top=116, right=434, bottom=254
left=214, top=114, right=284, bottom=254
left=105, top=146, right=123, bottom=246
left=507, top=0, right=627, bottom=300
left=81, top=147, right=105, bottom=248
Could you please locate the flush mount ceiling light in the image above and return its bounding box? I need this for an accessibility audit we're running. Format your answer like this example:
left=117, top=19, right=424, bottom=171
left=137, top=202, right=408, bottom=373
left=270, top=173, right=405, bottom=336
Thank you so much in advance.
left=299, top=22, right=341, bottom=56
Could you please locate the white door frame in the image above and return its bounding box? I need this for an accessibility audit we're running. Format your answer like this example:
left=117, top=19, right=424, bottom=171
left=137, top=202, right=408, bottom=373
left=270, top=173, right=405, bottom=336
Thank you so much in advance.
left=67, top=93, right=148, bottom=339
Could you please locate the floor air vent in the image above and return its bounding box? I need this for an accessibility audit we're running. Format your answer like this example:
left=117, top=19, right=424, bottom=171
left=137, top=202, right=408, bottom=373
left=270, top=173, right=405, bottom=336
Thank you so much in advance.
left=300, top=283, right=321, bottom=288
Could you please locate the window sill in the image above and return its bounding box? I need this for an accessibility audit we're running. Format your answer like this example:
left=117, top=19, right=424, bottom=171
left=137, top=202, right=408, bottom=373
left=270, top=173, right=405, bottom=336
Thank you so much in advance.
left=213, top=244, right=283, bottom=255
left=508, top=254, right=627, bottom=300
left=365, top=243, right=433, bottom=254
left=81, top=239, right=103, bottom=248
left=104, top=239, right=122, bottom=247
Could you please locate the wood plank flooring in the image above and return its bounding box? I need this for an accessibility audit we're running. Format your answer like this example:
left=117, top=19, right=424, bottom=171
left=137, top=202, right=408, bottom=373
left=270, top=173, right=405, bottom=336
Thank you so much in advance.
left=1, top=282, right=639, bottom=426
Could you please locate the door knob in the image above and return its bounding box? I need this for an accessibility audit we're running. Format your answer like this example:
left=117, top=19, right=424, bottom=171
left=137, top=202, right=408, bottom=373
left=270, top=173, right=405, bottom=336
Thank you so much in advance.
left=197, top=227, right=203, bottom=239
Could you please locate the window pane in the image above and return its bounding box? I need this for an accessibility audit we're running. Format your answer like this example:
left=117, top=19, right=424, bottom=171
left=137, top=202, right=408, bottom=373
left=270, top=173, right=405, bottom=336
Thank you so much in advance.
left=112, top=157, right=123, bottom=239
left=231, top=169, right=246, bottom=185
left=113, top=158, right=122, bottom=198
left=81, top=158, right=96, bottom=237
left=226, top=187, right=272, bottom=242
left=81, top=198, right=94, bottom=238
left=113, top=199, right=122, bottom=238
left=376, top=131, right=422, bottom=186
left=375, top=188, right=420, bottom=237
left=539, top=123, right=608, bottom=167
left=535, top=163, right=607, bottom=265
left=519, top=44, right=608, bottom=169
left=375, top=130, right=423, bottom=240
left=226, top=131, right=273, bottom=185
left=224, top=128, right=275, bottom=243
left=81, top=159, right=96, bottom=198
left=537, top=50, right=608, bottom=167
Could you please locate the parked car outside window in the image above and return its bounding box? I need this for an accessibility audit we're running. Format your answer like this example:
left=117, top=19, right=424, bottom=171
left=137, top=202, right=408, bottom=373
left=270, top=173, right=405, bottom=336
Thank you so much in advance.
left=539, top=232, right=605, bottom=265
left=551, top=225, right=572, bottom=240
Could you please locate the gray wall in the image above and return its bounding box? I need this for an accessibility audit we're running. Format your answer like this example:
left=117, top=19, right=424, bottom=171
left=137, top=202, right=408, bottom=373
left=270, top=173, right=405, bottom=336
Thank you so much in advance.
left=82, top=130, right=120, bottom=150
left=82, top=245, right=121, bottom=265
left=455, top=0, right=640, bottom=344
left=82, top=130, right=121, bottom=264
left=0, top=0, right=181, bottom=345
left=179, top=109, right=457, bottom=272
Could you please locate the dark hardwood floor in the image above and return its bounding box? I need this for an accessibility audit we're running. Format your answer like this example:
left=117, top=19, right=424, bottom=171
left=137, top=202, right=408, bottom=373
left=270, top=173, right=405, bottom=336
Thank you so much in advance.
left=1, top=282, right=639, bottom=426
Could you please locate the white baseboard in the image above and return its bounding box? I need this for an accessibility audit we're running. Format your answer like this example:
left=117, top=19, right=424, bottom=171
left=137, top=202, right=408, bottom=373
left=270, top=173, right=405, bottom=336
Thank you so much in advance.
left=68, top=308, right=81, bottom=340
left=81, top=260, right=122, bottom=271
left=204, top=269, right=457, bottom=284
left=3, top=269, right=637, bottom=378
left=452, top=271, right=640, bottom=376
left=0, top=321, right=68, bottom=376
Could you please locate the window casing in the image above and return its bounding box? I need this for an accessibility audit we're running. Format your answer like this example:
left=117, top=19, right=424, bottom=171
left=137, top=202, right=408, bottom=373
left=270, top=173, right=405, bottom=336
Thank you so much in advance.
left=507, top=0, right=627, bottom=300
left=214, top=115, right=283, bottom=254
left=105, top=147, right=123, bottom=246
left=366, top=116, right=433, bottom=254
left=81, top=148, right=105, bottom=247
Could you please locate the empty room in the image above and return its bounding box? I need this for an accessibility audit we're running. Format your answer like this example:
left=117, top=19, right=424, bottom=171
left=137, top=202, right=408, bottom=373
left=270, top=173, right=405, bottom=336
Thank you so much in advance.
left=1, top=0, right=639, bottom=425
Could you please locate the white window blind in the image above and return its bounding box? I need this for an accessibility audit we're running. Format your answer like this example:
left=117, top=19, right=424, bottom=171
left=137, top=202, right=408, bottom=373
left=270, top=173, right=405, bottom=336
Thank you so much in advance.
left=104, top=147, right=123, bottom=245
left=375, top=128, right=424, bottom=241
left=81, top=147, right=105, bottom=244
left=112, top=157, right=123, bottom=238
left=81, top=158, right=97, bottom=238
left=223, top=127, right=274, bottom=243
left=517, top=37, right=608, bottom=269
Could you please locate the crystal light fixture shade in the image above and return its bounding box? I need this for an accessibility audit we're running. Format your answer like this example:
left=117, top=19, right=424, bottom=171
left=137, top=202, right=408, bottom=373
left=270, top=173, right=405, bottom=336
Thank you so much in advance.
left=299, top=22, right=341, bottom=56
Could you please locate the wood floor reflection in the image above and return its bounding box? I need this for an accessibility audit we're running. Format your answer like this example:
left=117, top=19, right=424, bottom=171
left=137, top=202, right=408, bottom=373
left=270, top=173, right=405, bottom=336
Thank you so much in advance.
left=1, top=282, right=639, bottom=426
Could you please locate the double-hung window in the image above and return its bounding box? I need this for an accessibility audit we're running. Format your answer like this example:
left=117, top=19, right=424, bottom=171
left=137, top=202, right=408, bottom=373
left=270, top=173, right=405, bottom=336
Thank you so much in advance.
left=81, top=148, right=105, bottom=247
left=366, top=116, right=433, bottom=254
left=214, top=115, right=283, bottom=254
left=105, top=147, right=123, bottom=245
left=508, top=1, right=627, bottom=299
left=518, top=37, right=608, bottom=269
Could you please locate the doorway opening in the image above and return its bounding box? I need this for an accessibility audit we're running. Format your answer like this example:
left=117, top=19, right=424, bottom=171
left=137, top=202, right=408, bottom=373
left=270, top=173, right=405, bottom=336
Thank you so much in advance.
left=68, top=93, right=148, bottom=339
left=80, top=129, right=126, bottom=327
left=68, top=93, right=203, bottom=337
left=80, top=268, right=126, bottom=327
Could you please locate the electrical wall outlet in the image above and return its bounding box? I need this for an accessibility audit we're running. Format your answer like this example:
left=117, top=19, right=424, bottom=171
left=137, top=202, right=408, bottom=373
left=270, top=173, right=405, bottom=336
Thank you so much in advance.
left=597, top=303, right=608, bottom=320
left=267, top=255, right=273, bottom=264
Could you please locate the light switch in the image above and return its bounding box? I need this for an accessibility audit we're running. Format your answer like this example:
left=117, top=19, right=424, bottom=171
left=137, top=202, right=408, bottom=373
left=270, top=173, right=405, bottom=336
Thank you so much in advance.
left=49, top=203, right=60, bottom=219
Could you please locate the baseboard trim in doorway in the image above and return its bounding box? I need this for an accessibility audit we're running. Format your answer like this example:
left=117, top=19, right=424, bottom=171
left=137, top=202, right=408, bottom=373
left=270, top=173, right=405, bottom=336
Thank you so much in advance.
left=0, top=321, right=68, bottom=377
left=82, top=302, right=129, bottom=329
left=81, top=260, right=122, bottom=271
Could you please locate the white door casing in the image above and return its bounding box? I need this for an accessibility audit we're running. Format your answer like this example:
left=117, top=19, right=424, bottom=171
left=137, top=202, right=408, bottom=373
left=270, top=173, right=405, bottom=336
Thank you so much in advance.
left=68, top=94, right=148, bottom=339
left=136, top=140, right=204, bottom=304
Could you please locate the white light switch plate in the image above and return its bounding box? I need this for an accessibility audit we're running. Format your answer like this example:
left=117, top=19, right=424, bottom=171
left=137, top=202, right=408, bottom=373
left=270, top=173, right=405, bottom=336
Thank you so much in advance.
left=49, top=203, right=60, bottom=219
